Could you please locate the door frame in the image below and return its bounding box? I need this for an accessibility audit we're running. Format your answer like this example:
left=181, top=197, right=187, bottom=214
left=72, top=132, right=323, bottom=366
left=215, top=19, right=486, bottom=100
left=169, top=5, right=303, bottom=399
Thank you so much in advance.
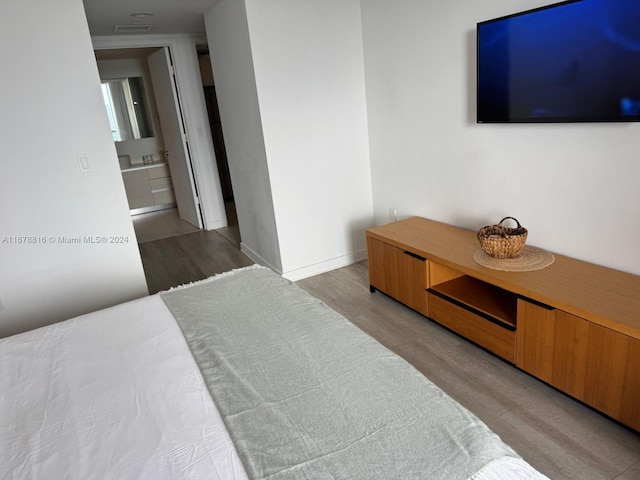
left=92, top=34, right=229, bottom=231
left=147, top=46, right=202, bottom=228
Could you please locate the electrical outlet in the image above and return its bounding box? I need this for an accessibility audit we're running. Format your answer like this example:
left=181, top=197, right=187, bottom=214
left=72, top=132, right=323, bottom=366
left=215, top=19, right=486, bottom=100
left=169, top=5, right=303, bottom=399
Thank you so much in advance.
left=389, top=208, right=397, bottom=222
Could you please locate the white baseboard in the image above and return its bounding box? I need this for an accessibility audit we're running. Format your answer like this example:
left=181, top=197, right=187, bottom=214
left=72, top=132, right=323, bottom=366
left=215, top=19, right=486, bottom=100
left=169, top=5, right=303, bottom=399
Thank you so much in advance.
left=203, top=217, right=228, bottom=231
left=239, top=244, right=368, bottom=282
left=240, top=242, right=283, bottom=275
left=281, top=249, right=368, bottom=282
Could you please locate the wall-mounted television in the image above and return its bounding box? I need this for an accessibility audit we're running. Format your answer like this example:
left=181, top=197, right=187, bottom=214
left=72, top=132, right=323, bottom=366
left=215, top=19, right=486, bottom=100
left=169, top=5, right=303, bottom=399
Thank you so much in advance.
left=477, top=0, right=640, bottom=123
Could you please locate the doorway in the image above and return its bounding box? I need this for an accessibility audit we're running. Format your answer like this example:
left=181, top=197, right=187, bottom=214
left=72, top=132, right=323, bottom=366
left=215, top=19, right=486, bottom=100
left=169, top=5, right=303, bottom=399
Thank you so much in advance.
left=196, top=45, right=239, bottom=247
left=95, top=46, right=203, bottom=231
left=93, top=39, right=238, bottom=249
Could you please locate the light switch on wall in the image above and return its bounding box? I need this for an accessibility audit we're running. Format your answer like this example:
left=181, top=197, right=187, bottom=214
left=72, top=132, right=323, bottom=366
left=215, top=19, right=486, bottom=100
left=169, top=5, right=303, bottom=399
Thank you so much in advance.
left=76, top=153, right=91, bottom=173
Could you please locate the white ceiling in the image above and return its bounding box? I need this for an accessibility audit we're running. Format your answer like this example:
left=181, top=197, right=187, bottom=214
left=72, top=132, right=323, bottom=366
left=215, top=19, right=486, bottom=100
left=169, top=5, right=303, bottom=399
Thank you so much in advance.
left=82, top=0, right=221, bottom=37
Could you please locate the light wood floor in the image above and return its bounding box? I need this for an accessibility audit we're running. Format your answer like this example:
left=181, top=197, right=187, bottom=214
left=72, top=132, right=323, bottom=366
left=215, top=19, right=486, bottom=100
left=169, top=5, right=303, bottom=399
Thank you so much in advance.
left=139, top=233, right=640, bottom=479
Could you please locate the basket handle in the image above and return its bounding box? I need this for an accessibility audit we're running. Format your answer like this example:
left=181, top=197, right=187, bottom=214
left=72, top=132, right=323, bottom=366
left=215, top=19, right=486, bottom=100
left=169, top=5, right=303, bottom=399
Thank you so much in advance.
left=498, top=216, right=522, bottom=228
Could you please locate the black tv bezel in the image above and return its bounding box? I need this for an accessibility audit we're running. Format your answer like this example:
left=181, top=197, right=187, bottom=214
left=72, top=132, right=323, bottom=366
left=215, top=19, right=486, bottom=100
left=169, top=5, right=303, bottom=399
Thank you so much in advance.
left=476, top=0, right=639, bottom=124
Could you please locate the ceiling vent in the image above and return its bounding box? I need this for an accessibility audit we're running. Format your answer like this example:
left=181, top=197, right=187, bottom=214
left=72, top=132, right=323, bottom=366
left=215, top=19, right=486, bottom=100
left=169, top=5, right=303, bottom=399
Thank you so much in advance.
left=113, top=25, right=153, bottom=33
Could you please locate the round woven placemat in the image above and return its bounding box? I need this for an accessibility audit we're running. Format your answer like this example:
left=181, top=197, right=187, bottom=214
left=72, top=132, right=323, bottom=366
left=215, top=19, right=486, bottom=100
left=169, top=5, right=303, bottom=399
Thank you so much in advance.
left=473, top=245, right=555, bottom=272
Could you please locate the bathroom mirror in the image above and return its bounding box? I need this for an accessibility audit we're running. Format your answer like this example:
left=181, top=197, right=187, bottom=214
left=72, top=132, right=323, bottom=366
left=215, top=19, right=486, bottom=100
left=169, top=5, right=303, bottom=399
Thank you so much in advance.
left=101, top=77, right=153, bottom=142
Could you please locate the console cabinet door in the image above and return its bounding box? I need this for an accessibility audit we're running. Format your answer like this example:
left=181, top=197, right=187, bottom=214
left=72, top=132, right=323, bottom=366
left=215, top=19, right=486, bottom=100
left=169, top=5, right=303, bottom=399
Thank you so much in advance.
left=517, top=299, right=640, bottom=431
left=367, top=237, right=428, bottom=316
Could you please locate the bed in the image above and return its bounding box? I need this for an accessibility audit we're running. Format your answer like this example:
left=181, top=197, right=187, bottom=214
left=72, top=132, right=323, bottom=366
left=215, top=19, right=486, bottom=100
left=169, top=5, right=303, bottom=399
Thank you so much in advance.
left=0, top=265, right=548, bottom=479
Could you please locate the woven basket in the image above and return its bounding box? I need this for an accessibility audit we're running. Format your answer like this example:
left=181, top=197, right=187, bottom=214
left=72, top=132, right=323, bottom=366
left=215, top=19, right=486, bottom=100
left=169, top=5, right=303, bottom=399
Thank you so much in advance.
left=477, top=216, right=528, bottom=259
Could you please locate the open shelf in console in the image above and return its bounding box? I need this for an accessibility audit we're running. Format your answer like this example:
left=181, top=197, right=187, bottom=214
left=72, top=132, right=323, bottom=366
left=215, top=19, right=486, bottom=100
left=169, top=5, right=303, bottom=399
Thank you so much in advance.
left=429, top=275, right=517, bottom=330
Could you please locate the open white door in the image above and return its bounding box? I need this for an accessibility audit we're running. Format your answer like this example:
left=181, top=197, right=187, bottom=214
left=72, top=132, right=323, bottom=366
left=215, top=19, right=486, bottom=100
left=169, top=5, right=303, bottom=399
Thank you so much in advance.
left=148, top=47, right=202, bottom=228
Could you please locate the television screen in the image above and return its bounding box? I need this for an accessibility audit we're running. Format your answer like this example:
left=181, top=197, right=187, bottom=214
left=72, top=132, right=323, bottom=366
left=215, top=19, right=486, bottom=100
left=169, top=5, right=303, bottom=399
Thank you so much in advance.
left=477, top=0, right=640, bottom=123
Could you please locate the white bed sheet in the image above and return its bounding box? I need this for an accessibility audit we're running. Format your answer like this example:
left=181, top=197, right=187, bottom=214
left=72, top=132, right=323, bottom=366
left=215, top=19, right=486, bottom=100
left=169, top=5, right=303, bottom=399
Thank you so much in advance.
left=1, top=285, right=548, bottom=480
left=0, top=295, right=248, bottom=480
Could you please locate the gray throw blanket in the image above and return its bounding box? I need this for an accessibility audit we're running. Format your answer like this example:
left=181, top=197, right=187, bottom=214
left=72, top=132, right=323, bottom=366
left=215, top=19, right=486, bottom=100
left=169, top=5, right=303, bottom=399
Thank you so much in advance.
left=161, top=266, right=520, bottom=479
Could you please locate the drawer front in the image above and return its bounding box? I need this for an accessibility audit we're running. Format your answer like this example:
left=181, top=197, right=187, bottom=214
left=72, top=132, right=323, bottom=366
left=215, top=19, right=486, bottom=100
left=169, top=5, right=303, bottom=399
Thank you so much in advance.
left=428, top=292, right=515, bottom=362
left=149, top=176, right=173, bottom=191
left=153, top=189, right=176, bottom=205
left=147, top=164, right=171, bottom=179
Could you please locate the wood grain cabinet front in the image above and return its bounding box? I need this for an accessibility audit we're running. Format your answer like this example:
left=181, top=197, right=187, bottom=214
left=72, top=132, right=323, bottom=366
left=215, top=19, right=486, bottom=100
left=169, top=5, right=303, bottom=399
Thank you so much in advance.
left=365, top=217, right=640, bottom=432
left=517, top=298, right=640, bottom=431
left=366, top=237, right=429, bottom=316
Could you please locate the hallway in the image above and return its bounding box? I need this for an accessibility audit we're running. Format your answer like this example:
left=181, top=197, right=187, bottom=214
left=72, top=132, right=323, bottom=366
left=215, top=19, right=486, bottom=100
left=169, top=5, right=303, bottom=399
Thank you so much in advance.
left=134, top=203, right=244, bottom=293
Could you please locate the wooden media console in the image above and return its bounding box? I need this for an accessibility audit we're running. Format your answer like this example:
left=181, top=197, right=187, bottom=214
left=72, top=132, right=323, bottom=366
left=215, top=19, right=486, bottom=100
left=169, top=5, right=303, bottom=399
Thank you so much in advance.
left=366, top=216, right=640, bottom=432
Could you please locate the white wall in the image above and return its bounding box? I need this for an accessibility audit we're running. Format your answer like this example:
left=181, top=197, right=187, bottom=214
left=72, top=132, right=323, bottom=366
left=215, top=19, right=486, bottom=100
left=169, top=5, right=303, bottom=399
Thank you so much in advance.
left=204, top=1, right=283, bottom=272
left=361, top=0, right=640, bottom=276
left=244, top=0, right=374, bottom=279
left=0, top=0, right=149, bottom=337
left=205, top=0, right=374, bottom=280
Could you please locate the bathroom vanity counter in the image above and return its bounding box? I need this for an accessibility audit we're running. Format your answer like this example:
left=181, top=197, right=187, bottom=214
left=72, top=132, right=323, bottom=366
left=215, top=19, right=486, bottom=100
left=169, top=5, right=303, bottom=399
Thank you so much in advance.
left=120, top=160, right=169, bottom=173
left=121, top=162, right=175, bottom=212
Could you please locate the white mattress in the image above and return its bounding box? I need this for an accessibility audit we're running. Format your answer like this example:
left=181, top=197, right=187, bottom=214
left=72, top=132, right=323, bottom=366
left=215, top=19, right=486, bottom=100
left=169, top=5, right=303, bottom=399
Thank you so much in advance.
left=0, top=295, right=248, bottom=480
left=1, top=283, right=548, bottom=479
